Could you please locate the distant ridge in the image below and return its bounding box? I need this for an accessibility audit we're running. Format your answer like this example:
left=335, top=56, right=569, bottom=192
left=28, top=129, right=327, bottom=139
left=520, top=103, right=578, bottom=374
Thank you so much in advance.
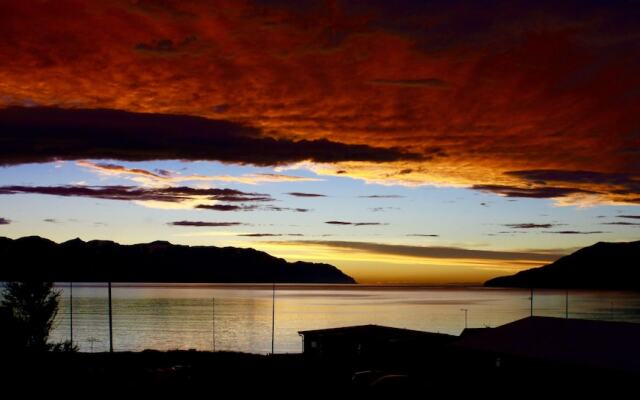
left=485, top=240, right=640, bottom=290
left=0, top=236, right=356, bottom=284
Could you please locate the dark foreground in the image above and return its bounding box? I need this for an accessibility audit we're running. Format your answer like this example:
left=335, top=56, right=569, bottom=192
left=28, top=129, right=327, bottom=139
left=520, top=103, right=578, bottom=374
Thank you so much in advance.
left=1, top=349, right=636, bottom=399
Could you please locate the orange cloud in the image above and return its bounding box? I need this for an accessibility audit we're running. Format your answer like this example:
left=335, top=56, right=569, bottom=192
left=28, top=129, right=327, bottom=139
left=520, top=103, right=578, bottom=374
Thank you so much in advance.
left=0, top=1, right=639, bottom=203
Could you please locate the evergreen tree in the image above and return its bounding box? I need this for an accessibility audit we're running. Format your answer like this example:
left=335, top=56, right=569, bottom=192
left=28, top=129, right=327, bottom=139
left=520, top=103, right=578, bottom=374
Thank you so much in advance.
left=0, top=281, right=60, bottom=351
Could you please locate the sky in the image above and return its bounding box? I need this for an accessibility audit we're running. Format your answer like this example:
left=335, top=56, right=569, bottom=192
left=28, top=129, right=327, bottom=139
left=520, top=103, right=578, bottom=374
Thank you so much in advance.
left=0, top=0, right=639, bottom=284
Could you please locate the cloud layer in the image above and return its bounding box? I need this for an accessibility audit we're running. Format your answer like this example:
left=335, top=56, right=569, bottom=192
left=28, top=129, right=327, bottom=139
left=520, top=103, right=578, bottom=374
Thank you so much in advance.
left=0, top=107, right=418, bottom=166
left=0, top=185, right=270, bottom=203
left=325, top=221, right=386, bottom=226
left=504, top=223, right=557, bottom=229
left=285, top=192, right=327, bottom=198
left=275, top=240, right=560, bottom=263
left=168, top=221, right=246, bottom=227
left=77, top=160, right=322, bottom=185
left=0, top=1, right=639, bottom=203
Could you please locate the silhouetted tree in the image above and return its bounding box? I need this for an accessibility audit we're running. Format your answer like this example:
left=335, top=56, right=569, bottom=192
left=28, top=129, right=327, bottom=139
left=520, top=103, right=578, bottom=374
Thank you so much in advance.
left=0, top=281, right=60, bottom=352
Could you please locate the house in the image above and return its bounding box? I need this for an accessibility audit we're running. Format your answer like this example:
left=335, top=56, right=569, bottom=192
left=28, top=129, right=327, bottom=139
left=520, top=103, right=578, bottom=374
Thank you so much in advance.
left=458, top=327, right=491, bottom=339
left=298, top=324, right=455, bottom=361
left=453, top=316, right=640, bottom=374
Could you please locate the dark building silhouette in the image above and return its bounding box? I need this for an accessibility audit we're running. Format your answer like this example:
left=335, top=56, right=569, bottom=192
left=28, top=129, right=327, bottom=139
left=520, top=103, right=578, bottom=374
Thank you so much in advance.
left=454, top=316, right=640, bottom=374
left=299, top=324, right=455, bottom=361
left=458, top=327, right=491, bottom=339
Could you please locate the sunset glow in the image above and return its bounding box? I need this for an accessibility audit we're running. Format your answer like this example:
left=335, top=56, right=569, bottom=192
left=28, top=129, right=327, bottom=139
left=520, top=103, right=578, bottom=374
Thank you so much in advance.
left=1, top=0, right=639, bottom=283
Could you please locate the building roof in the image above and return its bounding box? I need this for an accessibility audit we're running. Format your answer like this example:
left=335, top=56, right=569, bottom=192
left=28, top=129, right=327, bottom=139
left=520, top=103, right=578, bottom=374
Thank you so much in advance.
left=459, top=327, right=491, bottom=339
left=299, top=324, right=453, bottom=340
left=454, top=316, right=640, bottom=373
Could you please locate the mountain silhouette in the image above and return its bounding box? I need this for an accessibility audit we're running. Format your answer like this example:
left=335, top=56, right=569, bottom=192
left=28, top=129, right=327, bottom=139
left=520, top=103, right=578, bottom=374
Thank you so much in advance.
left=485, top=240, right=640, bottom=289
left=0, top=236, right=356, bottom=284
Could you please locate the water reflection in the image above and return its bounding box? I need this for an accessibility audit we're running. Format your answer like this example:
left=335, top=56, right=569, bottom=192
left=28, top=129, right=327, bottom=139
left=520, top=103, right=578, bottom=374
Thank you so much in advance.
left=49, top=284, right=640, bottom=353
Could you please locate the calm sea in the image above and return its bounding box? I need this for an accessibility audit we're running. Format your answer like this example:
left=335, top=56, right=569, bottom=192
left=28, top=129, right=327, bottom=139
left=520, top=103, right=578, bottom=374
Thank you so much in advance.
left=44, top=284, right=640, bottom=354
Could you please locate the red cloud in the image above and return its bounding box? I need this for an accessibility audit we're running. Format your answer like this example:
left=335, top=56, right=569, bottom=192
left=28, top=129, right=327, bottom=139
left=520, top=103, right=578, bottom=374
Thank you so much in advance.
left=0, top=1, right=639, bottom=203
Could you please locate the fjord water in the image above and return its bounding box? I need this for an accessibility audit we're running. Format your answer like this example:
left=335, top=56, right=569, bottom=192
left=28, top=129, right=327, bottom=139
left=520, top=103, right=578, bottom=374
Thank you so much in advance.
left=49, top=284, right=640, bottom=353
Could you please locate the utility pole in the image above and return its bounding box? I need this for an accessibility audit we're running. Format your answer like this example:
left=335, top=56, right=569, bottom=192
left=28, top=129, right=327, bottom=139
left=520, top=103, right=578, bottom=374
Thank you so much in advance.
left=271, top=281, right=276, bottom=354
left=530, top=287, right=533, bottom=317
left=461, top=308, right=468, bottom=329
left=108, top=281, right=113, bottom=352
left=69, top=281, right=73, bottom=347
left=212, top=297, right=216, bottom=352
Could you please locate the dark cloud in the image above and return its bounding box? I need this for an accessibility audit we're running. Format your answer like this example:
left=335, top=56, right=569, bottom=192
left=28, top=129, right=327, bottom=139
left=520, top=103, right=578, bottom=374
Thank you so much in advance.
left=212, top=104, right=231, bottom=113
left=0, top=185, right=270, bottom=203
left=155, top=169, right=172, bottom=177
left=504, top=170, right=640, bottom=201
left=366, top=78, right=449, bottom=88
left=285, top=192, right=327, bottom=197
left=0, top=107, right=421, bottom=166
left=406, top=234, right=439, bottom=237
left=238, top=233, right=283, bottom=237
left=354, top=222, right=387, bottom=226
left=238, top=233, right=305, bottom=237
left=506, top=170, right=639, bottom=187
left=134, top=35, right=197, bottom=54
left=369, top=207, right=400, bottom=212
left=0, top=217, right=11, bottom=225
left=359, top=195, right=405, bottom=199
left=195, top=204, right=259, bottom=212
left=43, top=218, right=59, bottom=223
left=324, top=221, right=386, bottom=226
left=618, top=215, right=640, bottom=219
left=472, top=184, right=593, bottom=198
left=543, top=230, right=608, bottom=234
left=601, top=222, right=640, bottom=226
left=267, top=207, right=310, bottom=212
left=85, top=162, right=162, bottom=178
left=195, top=204, right=310, bottom=212
left=275, top=240, right=560, bottom=262
left=168, top=221, right=246, bottom=227
left=216, top=195, right=272, bottom=202
left=504, top=223, right=557, bottom=229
